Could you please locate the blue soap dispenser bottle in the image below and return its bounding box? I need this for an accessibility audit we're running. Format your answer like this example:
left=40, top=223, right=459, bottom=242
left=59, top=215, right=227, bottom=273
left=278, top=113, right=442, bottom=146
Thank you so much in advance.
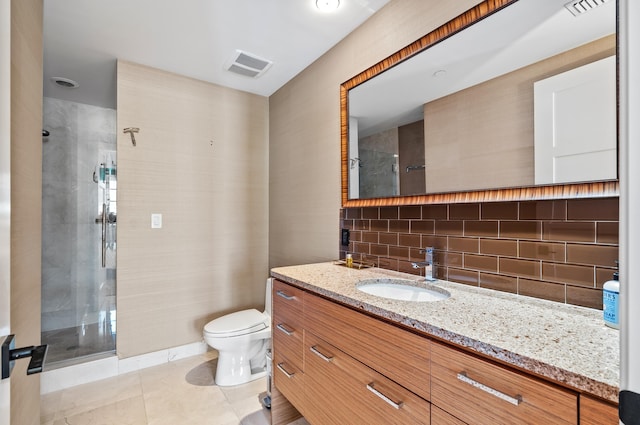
left=603, top=271, right=620, bottom=329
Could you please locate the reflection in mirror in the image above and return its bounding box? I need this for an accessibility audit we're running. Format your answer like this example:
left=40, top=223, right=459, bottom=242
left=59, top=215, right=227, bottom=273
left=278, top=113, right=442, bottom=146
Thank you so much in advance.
left=346, top=0, right=616, bottom=202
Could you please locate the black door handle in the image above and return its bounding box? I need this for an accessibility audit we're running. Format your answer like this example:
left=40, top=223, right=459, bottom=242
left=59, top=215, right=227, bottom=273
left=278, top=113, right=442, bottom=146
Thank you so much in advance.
left=1, top=334, right=48, bottom=379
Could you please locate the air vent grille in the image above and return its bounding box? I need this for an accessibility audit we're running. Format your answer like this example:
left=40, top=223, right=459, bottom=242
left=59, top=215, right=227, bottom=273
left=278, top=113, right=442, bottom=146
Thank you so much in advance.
left=225, top=50, right=273, bottom=78
left=564, top=0, right=611, bottom=16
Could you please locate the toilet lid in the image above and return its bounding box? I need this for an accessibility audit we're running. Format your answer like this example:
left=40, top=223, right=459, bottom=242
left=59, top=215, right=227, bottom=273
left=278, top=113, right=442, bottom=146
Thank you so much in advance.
left=204, top=309, right=269, bottom=337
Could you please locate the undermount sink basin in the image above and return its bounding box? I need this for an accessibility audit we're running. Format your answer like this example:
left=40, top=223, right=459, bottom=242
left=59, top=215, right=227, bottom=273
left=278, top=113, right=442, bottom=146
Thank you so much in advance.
left=356, top=278, right=450, bottom=302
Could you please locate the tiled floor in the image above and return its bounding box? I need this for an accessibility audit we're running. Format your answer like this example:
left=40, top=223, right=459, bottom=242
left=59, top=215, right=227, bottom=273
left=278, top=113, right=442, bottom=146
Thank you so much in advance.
left=41, top=351, right=308, bottom=425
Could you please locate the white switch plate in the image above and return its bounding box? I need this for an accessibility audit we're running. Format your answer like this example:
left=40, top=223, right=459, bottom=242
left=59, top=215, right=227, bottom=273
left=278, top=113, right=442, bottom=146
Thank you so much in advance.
left=151, top=213, right=162, bottom=229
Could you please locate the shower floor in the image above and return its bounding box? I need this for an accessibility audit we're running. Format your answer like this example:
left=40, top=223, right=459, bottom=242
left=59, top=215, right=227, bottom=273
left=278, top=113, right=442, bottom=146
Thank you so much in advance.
left=42, top=322, right=116, bottom=366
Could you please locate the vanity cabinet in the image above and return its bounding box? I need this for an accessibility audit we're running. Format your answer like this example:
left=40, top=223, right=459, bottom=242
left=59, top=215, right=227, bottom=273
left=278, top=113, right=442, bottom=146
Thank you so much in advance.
left=271, top=279, right=611, bottom=425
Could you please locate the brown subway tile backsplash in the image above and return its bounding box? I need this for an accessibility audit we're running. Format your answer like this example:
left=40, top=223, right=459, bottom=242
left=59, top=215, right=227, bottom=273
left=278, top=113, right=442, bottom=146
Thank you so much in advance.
left=389, top=246, right=410, bottom=259
left=499, top=258, right=541, bottom=279
left=480, top=239, right=518, bottom=257
left=411, top=220, right=435, bottom=234
left=362, top=232, right=378, bottom=243
left=448, top=237, right=480, bottom=253
left=567, top=198, right=618, bottom=221
left=379, top=232, right=398, bottom=245
left=519, top=241, right=566, bottom=262
left=435, top=220, right=464, bottom=236
left=519, top=279, right=565, bottom=303
left=566, top=285, right=602, bottom=309
left=500, top=221, right=542, bottom=239
left=542, top=263, right=595, bottom=287
left=479, top=273, right=518, bottom=294
left=447, top=268, right=479, bottom=286
left=450, top=203, right=480, bottom=220
left=597, top=222, right=619, bottom=244
left=380, top=207, right=399, bottom=219
left=398, top=233, right=421, bottom=248
left=464, top=254, right=498, bottom=273
left=519, top=200, right=567, bottom=220
left=436, top=251, right=463, bottom=267
left=389, top=220, right=410, bottom=233
left=465, top=221, right=499, bottom=237
left=342, top=197, right=618, bottom=309
left=566, top=244, right=618, bottom=268
left=370, top=220, right=388, bottom=232
left=370, top=244, right=389, bottom=256
left=422, top=204, right=448, bottom=219
left=543, top=221, right=595, bottom=243
left=399, top=205, right=422, bottom=219
left=482, top=202, right=518, bottom=220
left=344, top=208, right=362, bottom=220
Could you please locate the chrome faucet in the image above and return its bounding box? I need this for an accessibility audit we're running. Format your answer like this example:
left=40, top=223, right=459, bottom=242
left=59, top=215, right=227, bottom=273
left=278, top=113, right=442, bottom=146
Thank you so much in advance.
left=411, top=247, right=436, bottom=281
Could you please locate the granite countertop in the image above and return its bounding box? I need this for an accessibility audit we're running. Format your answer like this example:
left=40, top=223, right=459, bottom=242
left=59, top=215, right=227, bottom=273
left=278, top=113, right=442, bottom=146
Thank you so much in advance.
left=270, top=262, right=620, bottom=403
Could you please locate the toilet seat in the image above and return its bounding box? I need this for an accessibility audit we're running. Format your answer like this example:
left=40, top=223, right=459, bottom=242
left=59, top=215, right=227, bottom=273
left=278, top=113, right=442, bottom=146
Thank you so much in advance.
left=204, top=309, right=269, bottom=338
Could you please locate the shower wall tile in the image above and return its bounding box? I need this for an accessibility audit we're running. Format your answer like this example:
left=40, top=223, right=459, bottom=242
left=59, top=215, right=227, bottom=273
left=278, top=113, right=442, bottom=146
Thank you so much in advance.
left=341, top=197, right=618, bottom=309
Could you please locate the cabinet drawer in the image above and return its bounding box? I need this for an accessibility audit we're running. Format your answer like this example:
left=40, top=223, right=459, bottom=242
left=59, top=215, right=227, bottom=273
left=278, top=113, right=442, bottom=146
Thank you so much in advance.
left=431, top=406, right=466, bottom=425
left=304, top=332, right=430, bottom=425
left=304, top=291, right=430, bottom=401
left=273, top=280, right=304, bottom=314
left=431, top=343, right=578, bottom=425
left=273, top=351, right=305, bottom=415
left=273, top=312, right=304, bottom=370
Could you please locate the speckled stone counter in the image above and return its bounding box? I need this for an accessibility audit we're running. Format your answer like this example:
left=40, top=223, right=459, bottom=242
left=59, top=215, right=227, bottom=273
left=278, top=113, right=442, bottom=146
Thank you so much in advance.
left=271, top=262, right=620, bottom=403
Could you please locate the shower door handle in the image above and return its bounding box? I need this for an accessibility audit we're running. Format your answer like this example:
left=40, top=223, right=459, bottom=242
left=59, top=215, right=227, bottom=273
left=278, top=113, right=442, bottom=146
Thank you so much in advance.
left=95, top=204, right=107, bottom=268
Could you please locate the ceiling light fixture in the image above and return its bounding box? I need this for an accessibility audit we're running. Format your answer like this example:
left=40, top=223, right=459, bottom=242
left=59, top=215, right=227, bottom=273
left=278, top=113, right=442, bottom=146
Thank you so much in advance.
left=316, top=0, right=340, bottom=12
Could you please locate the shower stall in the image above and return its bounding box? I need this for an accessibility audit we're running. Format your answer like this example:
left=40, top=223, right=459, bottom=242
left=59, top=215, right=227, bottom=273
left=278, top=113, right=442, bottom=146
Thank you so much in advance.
left=41, top=97, right=117, bottom=365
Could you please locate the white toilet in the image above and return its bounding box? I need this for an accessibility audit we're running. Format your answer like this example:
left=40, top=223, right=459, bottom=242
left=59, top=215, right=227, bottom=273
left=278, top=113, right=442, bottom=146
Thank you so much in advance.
left=203, top=278, right=272, bottom=387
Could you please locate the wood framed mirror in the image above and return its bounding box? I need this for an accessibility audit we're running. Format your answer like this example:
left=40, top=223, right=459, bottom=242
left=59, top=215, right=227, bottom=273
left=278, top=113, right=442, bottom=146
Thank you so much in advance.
left=341, top=0, right=619, bottom=207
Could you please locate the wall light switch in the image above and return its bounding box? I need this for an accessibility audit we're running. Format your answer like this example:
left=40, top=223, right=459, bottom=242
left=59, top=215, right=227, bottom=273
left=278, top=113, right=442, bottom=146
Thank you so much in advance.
left=151, top=213, right=162, bottom=229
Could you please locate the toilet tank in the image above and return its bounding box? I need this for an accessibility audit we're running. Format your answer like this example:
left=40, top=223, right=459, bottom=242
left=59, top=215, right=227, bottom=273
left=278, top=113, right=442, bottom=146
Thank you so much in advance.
left=264, top=278, right=273, bottom=317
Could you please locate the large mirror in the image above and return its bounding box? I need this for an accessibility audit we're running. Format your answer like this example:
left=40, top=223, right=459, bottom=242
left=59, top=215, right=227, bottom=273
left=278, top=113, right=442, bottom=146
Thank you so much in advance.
left=342, top=0, right=618, bottom=206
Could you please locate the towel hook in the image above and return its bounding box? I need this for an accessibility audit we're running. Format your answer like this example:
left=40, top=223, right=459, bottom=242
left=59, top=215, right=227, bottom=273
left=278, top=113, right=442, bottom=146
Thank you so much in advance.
left=123, top=127, right=139, bottom=146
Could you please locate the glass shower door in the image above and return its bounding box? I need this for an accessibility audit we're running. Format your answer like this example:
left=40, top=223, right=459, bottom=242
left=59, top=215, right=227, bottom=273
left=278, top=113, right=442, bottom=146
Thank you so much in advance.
left=41, top=97, right=117, bottom=365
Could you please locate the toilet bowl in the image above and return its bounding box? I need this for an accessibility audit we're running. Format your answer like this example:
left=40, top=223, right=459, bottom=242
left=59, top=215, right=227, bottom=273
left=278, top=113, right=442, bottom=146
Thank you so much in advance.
left=203, top=278, right=272, bottom=387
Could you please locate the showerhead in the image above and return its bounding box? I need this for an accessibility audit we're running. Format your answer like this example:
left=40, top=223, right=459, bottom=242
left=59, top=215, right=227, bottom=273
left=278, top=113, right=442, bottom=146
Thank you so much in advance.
left=42, top=129, right=50, bottom=137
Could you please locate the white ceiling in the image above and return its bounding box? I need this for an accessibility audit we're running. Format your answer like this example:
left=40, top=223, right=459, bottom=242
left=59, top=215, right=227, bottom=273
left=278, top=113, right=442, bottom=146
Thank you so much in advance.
left=43, top=0, right=391, bottom=109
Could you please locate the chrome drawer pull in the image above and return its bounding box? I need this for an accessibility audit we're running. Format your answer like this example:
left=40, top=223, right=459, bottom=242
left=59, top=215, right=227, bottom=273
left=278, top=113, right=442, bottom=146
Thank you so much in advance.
left=457, top=372, right=522, bottom=406
left=276, top=290, right=295, bottom=300
left=366, top=382, right=404, bottom=410
left=309, top=345, right=334, bottom=362
left=276, top=362, right=295, bottom=378
left=276, top=323, right=294, bottom=336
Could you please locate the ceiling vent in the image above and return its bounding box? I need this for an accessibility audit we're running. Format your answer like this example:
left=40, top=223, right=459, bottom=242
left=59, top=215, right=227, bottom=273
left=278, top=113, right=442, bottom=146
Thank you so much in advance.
left=225, top=50, right=273, bottom=78
left=564, top=0, right=611, bottom=16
